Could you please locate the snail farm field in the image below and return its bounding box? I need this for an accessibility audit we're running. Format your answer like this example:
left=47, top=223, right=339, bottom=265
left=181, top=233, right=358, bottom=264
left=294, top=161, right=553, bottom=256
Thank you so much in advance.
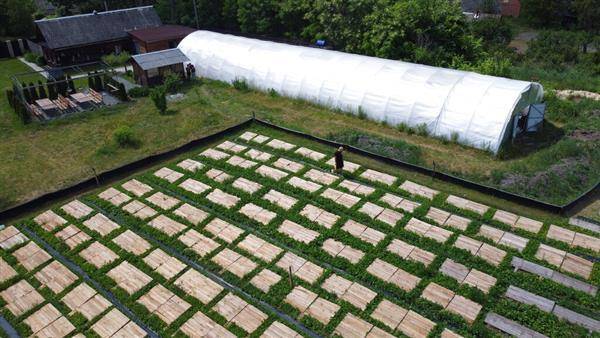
left=0, top=126, right=598, bottom=338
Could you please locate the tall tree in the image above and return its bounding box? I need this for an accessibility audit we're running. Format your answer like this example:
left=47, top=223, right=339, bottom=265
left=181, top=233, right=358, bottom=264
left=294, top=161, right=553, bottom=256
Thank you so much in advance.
left=236, top=0, right=280, bottom=35
left=360, top=0, right=481, bottom=66
left=573, top=0, right=600, bottom=51
left=520, top=0, right=571, bottom=27
left=304, top=0, right=380, bottom=50
left=0, top=0, right=35, bottom=37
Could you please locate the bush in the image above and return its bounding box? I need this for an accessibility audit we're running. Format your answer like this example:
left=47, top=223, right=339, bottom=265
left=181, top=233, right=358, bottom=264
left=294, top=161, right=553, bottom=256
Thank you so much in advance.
left=6, top=89, right=14, bottom=108
left=472, top=18, right=514, bottom=46
left=527, top=30, right=585, bottom=66
left=128, top=86, right=149, bottom=98
left=232, top=78, right=249, bottom=92
left=113, top=126, right=137, bottom=147
left=14, top=101, right=31, bottom=124
left=415, top=123, right=429, bottom=136
left=163, top=72, right=181, bottom=94
left=450, top=132, right=460, bottom=144
left=357, top=106, right=367, bottom=120
left=396, top=122, right=409, bottom=132
left=24, top=52, right=45, bottom=66
left=102, top=52, right=131, bottom=67
left=116, top=82, right=128, bottom=101
left=150, top=85, right=167, bottom=114
left=268, top=88, right=279, bottom=97
left=37, top=81, right=47, bottom=99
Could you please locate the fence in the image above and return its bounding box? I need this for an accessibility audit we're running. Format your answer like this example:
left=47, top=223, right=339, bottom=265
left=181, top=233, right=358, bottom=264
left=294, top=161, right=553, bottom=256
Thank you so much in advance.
left=0, top=39, right=29, bottom=58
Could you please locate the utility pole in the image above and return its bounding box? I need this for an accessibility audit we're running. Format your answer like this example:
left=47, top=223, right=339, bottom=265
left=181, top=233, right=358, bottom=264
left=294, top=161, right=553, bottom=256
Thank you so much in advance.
left=192, top=0, right=200, bottom=29
left=103, top=0, right=108, bottom=11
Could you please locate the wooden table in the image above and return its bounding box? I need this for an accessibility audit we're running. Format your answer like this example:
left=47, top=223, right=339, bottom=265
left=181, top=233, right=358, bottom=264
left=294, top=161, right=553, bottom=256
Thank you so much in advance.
left=70, top=92, right=93, bottom=104
left=35, top=98, right=57, bottom=110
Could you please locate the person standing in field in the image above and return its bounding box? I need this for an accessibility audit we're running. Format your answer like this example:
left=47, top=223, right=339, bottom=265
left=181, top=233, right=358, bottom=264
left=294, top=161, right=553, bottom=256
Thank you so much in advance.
left=334, top=146, right=345, bottom=173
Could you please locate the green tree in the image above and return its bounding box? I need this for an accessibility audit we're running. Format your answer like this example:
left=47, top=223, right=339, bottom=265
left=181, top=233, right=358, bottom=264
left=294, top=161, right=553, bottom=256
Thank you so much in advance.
left=0, top=0, right=35, bottom=37
left=573, top=0, right=600, bottom=52
left=360, top=0, right=481, bottom=66
left=520, top=0, right=570, bottom=27
left=527, top=30, right=585, bottom=66
left=150, top=85, right=167, bottom=114
left=305, top=0, right=379, bottom=51
left=277, top=0, right=314, bottom=40
left=472, top=18, right=514, bottom=47
left=236, top=0, right=280, bottom=34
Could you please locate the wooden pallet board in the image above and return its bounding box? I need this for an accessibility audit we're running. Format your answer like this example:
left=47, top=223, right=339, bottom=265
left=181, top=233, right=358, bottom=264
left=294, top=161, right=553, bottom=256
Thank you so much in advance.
left=1, top=280, right=44, bottom=316
left=55, top=225, right=91, bottom=249
left=83, top=213, right=120, bottom=237
left=178, top=229, right=220, bottom=257
left=61, top=200, right=93, bottom=219
left=34, top=210, right=67, bottom=231
left=107, top=261, right=152, bottom=295
left=174, top=269, right=223, bottom=304
left=13, top=241, right=52, bottom=271
left=148, top=214, right=187, bottom=236
left=146, top=192, right=181, bottom=210
left=153, top=167, right=184, bottom=183
left=79, top=241, right=119, bottom=268
left=112, top=229, right=151, bottom=255
left=143, top=249, right=186, bottom=280
left=121, top=179, right=153, bottom=197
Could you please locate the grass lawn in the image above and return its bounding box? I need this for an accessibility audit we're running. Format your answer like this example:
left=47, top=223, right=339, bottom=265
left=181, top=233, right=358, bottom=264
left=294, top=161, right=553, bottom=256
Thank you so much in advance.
left=0, top=57, right=597, bottom=218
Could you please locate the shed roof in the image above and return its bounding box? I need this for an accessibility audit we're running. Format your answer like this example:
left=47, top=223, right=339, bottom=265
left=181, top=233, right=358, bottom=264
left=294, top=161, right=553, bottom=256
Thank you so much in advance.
left=131, top=48, right=189, bottom=70
left=129, top=25, right=196, bottom=43
left=460, top=0, right=501, bottom=13
left=35, top=6, right=162, bottom=50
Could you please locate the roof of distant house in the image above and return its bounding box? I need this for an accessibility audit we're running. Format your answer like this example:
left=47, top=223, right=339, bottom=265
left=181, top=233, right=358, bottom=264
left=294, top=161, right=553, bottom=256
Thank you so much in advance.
left=128, top=25, right=196, bottom=43
left=460, top=0, right=501, bottom=13
left=131, top=48, right=189, bottom=70
left=35, top=6, right=162, bottom=50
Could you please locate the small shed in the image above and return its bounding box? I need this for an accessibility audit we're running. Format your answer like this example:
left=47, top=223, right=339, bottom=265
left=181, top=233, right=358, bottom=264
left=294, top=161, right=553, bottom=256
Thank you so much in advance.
left=130, top=48, right=189, bottom=86
left=129, top=25, right=196, bottom=53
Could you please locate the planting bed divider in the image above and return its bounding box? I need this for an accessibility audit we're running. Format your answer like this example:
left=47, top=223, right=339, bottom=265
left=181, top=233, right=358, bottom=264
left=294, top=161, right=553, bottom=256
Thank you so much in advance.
left=1, top=123, right=598, bottom=337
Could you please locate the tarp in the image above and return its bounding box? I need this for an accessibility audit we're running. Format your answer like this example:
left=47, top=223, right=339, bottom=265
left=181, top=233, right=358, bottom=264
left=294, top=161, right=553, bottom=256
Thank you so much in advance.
left=178, top=30, right=543, bottom=153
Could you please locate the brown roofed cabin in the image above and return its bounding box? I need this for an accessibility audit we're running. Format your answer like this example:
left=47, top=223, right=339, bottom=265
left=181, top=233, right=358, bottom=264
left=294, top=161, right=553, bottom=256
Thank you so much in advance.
left=131, top=48, right=189, bottom=86
left=28, top=6, right=162, bottom=66
left=129, top=25, right=196, bottom=54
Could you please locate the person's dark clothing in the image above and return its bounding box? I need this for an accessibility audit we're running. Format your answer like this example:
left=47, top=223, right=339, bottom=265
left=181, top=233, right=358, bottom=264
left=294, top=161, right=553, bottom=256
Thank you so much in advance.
left=334, top=150, right=344, bottom=169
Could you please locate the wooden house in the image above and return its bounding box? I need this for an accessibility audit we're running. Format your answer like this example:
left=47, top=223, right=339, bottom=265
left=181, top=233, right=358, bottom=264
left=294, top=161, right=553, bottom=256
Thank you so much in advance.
left=28, top=6, right=162, bottom=66
left=129, top=25, right=196, bottom=54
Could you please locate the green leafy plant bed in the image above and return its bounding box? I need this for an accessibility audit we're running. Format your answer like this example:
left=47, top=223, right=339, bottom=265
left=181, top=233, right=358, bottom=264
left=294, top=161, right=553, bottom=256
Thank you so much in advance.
left=2, top=125, right=598, bottom=338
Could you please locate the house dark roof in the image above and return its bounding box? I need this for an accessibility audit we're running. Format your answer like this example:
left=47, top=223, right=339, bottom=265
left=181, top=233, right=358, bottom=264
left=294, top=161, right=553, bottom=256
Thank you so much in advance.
left=35, top=6, right=162, bottom=50
left=128, top=25, right=196, bottom=43
left=131, top=48, right=189, bottom=70
left=461, top=0, right=501, bottom=13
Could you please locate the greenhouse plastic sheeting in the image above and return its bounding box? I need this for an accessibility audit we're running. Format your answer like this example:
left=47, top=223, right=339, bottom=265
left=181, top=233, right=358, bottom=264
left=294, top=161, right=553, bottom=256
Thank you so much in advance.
left=178, top=30, right=543, bottom=153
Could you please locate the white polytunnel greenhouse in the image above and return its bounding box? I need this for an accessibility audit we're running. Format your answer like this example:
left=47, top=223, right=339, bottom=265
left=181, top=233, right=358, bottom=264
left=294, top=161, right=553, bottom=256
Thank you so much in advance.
left=178, top=30, right=544, bottom=153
